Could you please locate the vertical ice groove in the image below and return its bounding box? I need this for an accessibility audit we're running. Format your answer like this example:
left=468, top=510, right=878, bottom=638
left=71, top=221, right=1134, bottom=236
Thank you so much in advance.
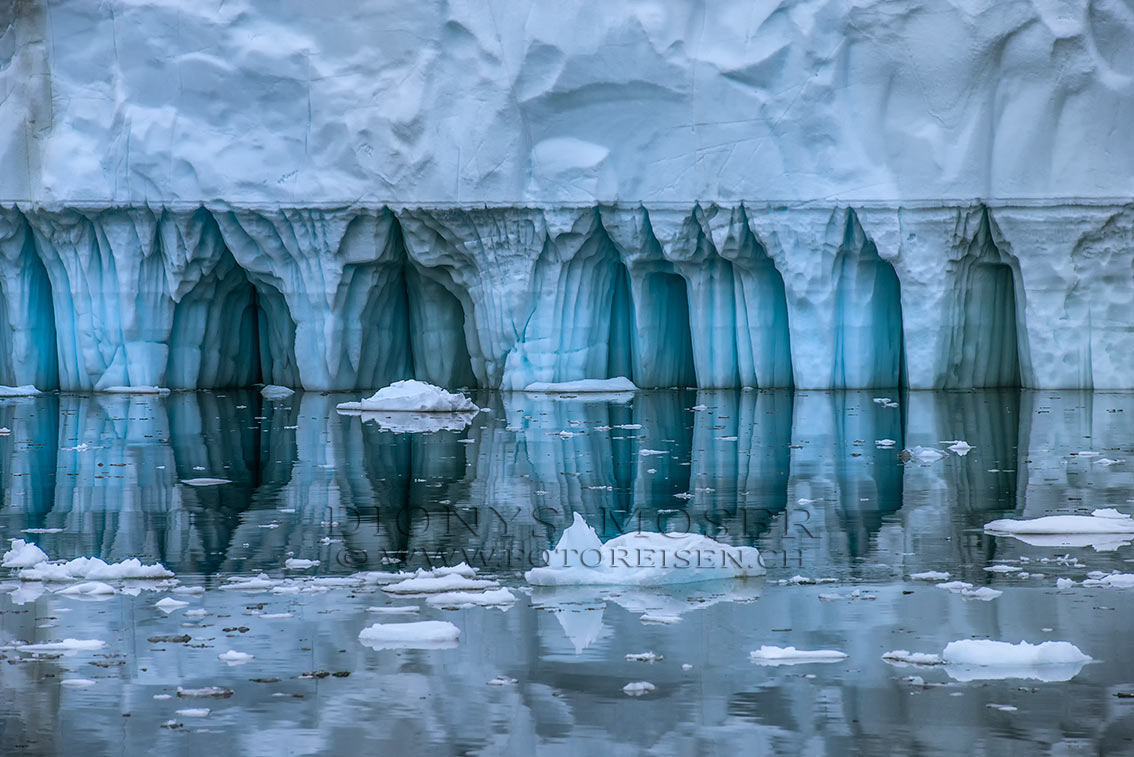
left=398, top=207, right=547, bottom=390
left=0, top=207, right=58, bottom=389
left=599, top=206, right=695, bottom=388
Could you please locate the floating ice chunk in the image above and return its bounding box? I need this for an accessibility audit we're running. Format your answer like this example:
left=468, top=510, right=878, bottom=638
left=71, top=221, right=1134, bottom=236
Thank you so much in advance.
left=875, top=439, right=896, bottom=447
left=936, top=581, right=974, bottom=592
left=487, top=676, right=518, bottom=686
left=218, top=650, right=254, bottom=665
left=155, top=597, right=189, bottom=612
left=283, top=558, right=320, bottom=570
left=749, top=646, right=848, bottom=665
left=984, top=565, right=1021, bottom=573
left=940, top=640, right=1091, bottom=682
left=946, top=440, right=973, bottom=456
left=985, top=511, right=1134, bottom=542
left=181, top=478, right=230, bottom=486
left=625, top=651, right=663, bottom=662
left=0, top=427, right=10, bottom=435
left=909, top=571, right=950, bottom=581
left=639, top=449, right=668, bottom=456
left=358, top=620, right=461, bottom=650
left=336, top=380, right=478, bottom=413
left=0, top=385, right=40, bottom=396
left=525, top=513, right=764, bottom=586
left=18, top=638, right=105, bottom=654
left=424, top=587, right=515, bottom=608
left=640, top=613, right=682, bottom=625
left=523, top=377, right=637, bottom=393
left=1056, top=578, right=1077, bottom=589
left=906, top=446, right=947, bottom=463
left=961, top=587, right=1003, bottom=600
left=102, top=385, right=170, bottom=394
left=882, top=650, right=944, bottom=665
left=56, top=581, right=116, bottom=597
left=366, top=606, right=421, bottom=615
left=690, top=405, right=707, bottom=411
left=260, top=385, right=294, bottom=399
left=176, top=708, right=210, bottom=717
left=383, top=573, right=499, bottom=595
left=60, top=678, right=96, bottom=687
left=872, top=398, right=891, bottom=404
left=220, top=574, right=277, bottom=591
left=1082, top=573, right=1134, bottom=588
left=3, top=539, right=49, bottom=568
left=1096, top=458, right=1123, bottom=466
left=18, top=556, right=174, bottom=581
left=622, top=681, right=655, bottom=696
left=177, top=686, right=233, bottom=699
left=348, top=410, right=478, bottom=434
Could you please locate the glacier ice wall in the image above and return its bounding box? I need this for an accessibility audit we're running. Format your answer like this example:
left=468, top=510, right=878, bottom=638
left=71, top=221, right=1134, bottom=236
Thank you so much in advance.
left=1, top=202, right=1133, bottom=390
left=2, top=1, right=1131, bottom=203
left=0, top=2, right=1132, bottom=389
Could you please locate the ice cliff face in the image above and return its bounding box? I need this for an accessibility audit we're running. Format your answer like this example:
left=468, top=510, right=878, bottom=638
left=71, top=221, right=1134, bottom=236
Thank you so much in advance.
left=0, top=2, right=1131, bottom=390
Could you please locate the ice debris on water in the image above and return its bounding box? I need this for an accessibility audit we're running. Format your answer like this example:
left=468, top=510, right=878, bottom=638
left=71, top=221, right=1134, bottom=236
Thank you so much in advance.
left=336, top=380, right=478, bottom=413
left=622, top=681, right=655, bottom=696
left=358, top=620, right=461, bottom=650
left=749, top=646, right=848, bottom=665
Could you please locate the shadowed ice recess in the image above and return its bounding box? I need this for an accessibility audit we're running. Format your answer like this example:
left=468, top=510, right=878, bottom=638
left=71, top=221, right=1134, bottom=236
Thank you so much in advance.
left=2, top=202, right=1133, bottom=392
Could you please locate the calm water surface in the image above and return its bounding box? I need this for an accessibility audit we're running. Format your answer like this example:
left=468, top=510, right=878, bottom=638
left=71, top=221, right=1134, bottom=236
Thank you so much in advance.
left=1, top=389, right=1133, bottom=755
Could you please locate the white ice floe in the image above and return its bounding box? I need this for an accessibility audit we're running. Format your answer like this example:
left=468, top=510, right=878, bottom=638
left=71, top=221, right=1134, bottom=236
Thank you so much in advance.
left=177, top=686, right=233, bottom=698
left=383, top=573, right=499, bottom=595
left=1096, top=458, right=1123, bottom=466
left=985, top=510, right=1134, bottom=550
left=640, top=613, right=683, bottom=625
left=181, top=478, right=231, bottom=486
left=155, top=597, right=189, bottom=612
left=0, top=385, right=40, bottom=397
left=882, top=650, right=944, bottom=665
left=56, top=581, right=116, bottom=597
left=3, top=539, right=49, bottom=568
left=366, top=606, right=421, bottom=615
left=906, top=446, right=947, bottom=463
left=945, top=440, right=973, bottom=456
left=284, top=558, right=320, bottom=570
left=19, top=556, right=174, bottom=581
left=622, top=681, right=655, bottom=696
left=176, top=708, right=211, bottom=717
left=909, top=571, right=950, bottom=581
left=424, top=587, right=516, bottom=608
left=218, top=650, right=254, bottom=665
left=961, top=587, right=1003, bottom=600
left=260, top=384, right=295, bottom=399
left=487, top=676, right=518, bottom=686
left=102, top=385, right=169, bottom=394
left=749, top=646, right=848, bottom=665
left=875, top=439, right=896, bottom=447
left=18, top=638, right=106, bottom=654
left=358, top=620, right=461, bottom=650
left=639, top=449, right=668, bottom=456
left=984, top=565, right=1021, bottom=573
left=0, top=428, right=11, bottom=435
left=936, top=581, right=973, bottom=592
left=60, top=678, right=96, bottom=687
left=625, top=651, right=663, bottom=662
left=525, top=513, right=764, bottom=586
left=523, top=377, right=637, bottom=393
left=336, top=380, right=478, bottom=413
left=939, top=640, right=1091, bottom=681
left=1082, top=573, right=1134, bottom=588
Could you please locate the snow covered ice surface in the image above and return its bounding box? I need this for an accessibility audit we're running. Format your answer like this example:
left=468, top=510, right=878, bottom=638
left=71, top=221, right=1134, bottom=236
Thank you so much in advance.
left=336, top=381, right=479, bottom=413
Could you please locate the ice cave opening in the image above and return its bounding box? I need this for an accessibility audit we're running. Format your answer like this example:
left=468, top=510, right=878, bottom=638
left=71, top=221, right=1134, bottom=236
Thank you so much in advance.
left=633, top=270, right=696, bottom=388
left=405, top=265, right=477, bottom=390
left=944, top=212, right=1023, bottom=389
left=606, top=260, right=634, bottom=382
left=833, top=212, right=905, bottom=389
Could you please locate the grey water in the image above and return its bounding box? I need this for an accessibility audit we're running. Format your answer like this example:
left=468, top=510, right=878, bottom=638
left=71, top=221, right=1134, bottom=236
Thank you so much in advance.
left=1, top=388, right=1133, bottom=755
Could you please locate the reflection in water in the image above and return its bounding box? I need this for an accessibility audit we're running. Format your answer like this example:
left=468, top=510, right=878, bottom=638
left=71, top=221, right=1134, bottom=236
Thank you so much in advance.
left=2, top=389, right=1134, bottom=754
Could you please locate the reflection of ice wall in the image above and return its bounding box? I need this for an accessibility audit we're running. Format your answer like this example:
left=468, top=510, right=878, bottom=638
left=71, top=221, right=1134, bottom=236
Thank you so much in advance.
left=1, top=3, right=1132, bottom=390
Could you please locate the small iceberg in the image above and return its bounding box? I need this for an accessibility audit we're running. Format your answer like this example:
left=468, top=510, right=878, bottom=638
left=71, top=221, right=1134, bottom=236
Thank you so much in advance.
left=0, top=385, right=41, bottom=397
left=523, top=377, right=638, bottom=393
left=985, top=509, right=1134, bottom=550
left=336, top=380, right=478, bottom=413
left=3, top=539, right=49, bottom=568
left=525, top=513, right=764, bottom=586
left=904, top=446, right=947, bottom=463
left=358, top=620, right=461, bottom=650
left=102, top=385, right=170, bottom=394
left=260, top=384, right=295, bottom=400
left=749, top=646, right=848, bottom=665
left=181, top=478, right=231, bottom=487
left=940, top=640, right=1091, bottom=682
